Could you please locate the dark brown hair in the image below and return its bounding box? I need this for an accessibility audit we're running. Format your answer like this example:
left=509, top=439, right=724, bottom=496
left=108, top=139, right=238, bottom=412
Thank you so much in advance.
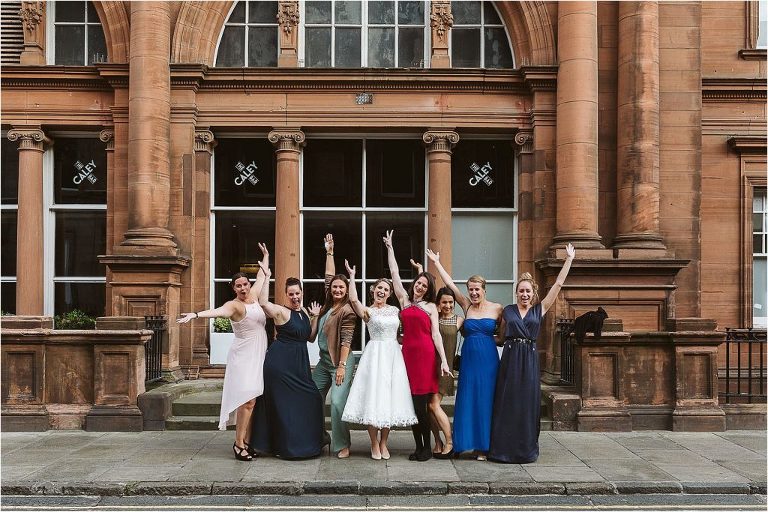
left=408, top=271, right=436, bottom=303
left=319, top=274, right=350, bottom=317
left=285, top=277, right=302, bottom=292
left=230, top=272, right=250, bottom=288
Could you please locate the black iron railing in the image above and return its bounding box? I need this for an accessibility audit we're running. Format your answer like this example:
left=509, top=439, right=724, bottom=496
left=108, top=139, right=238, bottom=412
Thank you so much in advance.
left=721, top=327, right=767, bottom=404
left=144, top=315, right=166, bottom=384
left=558, top=318, right=576, bottom=386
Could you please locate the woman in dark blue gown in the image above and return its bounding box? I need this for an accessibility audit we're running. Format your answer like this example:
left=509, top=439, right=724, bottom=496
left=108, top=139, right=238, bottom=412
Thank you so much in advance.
left=489, top=244, right=575, bottom=464
left=250, top=266, right=325, bottom=459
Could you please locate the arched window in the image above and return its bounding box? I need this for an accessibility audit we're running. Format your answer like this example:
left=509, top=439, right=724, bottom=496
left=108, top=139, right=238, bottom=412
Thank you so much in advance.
left=301, top=0, right=427, bottom=68
left=215, top=1, right=279, bottom=67
left=451, top=1, right=513, bottom=68
left=48, top=1, right=107, bottom=65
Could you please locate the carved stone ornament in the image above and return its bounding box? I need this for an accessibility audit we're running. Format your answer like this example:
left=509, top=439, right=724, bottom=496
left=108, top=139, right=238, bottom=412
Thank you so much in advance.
left=277, top=1, right=300, bottom=34
left=7, top=128, right=51, bottom=150
left=194, top=130, right=217, bottom=153
left=514, top=130, right=533, bottom=154
left=268, top=129, right=305, bottom=151
left=19, top=1, right=44, bottom=33
left=423, top=130, right=460, bottom=153
left=99, top=129, right=115, bottom=150
left=430, top=1, right=454, bottom=43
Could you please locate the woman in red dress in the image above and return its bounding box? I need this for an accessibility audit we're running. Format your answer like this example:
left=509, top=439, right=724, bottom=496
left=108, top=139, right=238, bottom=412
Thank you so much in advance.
left=383, top=230, right=451, bottom=461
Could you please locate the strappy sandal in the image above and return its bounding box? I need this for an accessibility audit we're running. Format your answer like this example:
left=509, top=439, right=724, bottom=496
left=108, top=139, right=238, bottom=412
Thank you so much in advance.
left=233, top=443, right=253, bottom=461
left=243, top=441, right=259, bottom=458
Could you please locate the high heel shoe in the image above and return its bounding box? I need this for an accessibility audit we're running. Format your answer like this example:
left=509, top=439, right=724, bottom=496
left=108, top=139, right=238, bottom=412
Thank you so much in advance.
left=380, top=445, right=390, bottom=460
left=433, top=442, right=454, bottom=460
left=233, top=443, right=253, bottom=461
left=243, top=441, right=259, bottom=458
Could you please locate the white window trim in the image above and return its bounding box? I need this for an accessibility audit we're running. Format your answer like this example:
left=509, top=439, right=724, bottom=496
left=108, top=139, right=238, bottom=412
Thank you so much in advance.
left=449, top=1, right=515, bottom=68
left=46, top=0, right=105, bottom=65
left=753, top=187, right=767, bottom=327
left=213, top=0, right=281, bottom=67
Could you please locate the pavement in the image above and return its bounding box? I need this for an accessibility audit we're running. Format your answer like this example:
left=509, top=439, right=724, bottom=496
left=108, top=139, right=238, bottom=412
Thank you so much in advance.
left=1, top=429, right=766, bottom=501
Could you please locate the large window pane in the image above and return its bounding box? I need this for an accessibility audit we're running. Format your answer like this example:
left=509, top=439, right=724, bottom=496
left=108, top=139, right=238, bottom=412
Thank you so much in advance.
left=306, top=27, right=332, bottom=67
left=248, top=26, right=278, bottom=66
left=2, top=139, right=19, bottom=204
left=398, top=1, right=424, bottom=25
left=485, top=27, right=513, bottom=68
left=398, top=27, right=424, bottom=67
left=365, top=212, right=424, bottom=281
left=451, top=213, right=515, bottom=280
left=452, top=27, right=481, bottom=67
left=303, top=140, right=362, bottom=207
left=1, top=211, right=17, bottom=276
left=216, top=26, right=246, bottom=66
left=53, top=138, right=107, bottom=204
left=56, top=2, right=85, bottom=22
left=369, top=0, right=395, bottom=24
left=335, top=1, right=362, bottom=24
left=54, top=282, right=104, bottom=317
left=229, top=1, right=246, bottom=23
left=248, top=1, right=277, bottom=23
left=86, top=1, right=99, bottom=23
left=335, top=28, right=361, bottom=67
left=1, top=282, right=15, bottom=315
left=306, top=1, right=332, bottom=23
left=368, top=27, right=395, bottom=67
left=214, top=139, right=276, bottom=207
left=88, top=24, right=107, bottom=64
left=55, top=25, right=85, bottom=65
left=303, top=212, right=362, bottom=280
left=214, top=211, right=275, bottom=279
left=754, top=257, right=767, bottom=326
left=366, top=139, right=425, bottom=207
left=451, top=139, right=515, bottom=208
left=452, top=1, right=481, bottom=24
left=55, top=212, right=106, bottom=277
left=483, top=2, right=503, bottom=25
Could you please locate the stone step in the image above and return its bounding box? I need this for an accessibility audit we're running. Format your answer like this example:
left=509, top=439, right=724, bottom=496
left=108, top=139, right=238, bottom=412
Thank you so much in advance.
left=166, top=415, right=225, bottom=431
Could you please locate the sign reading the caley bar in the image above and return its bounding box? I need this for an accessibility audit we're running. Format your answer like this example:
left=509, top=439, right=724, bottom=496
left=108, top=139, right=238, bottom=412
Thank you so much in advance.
left=469, top=161, right=494, bottom=187
left=234, top=161, right=259, bottom=186
left=73, top=159, right=98, bottom=185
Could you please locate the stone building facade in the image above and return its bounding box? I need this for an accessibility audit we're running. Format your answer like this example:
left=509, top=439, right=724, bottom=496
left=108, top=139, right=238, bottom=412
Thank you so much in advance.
left=1, top=1, right=766, bottom=431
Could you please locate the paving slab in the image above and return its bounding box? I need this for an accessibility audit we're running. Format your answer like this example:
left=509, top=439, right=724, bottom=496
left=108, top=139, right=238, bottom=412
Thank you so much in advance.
left=316, top=455, right=388, bottom=482
left=716, top=432, right=768, bottom=453
left=653, top=463, right=752, bottom=483
left=241, top=456, right=321, bottom=481
left=584, top=458, right=676, bottom=481
left=524, top=465, right=605, bottom=483
left=452, top=460, right=531, bottom=482
left=96, top=465, right=179, bottom=482
left=167, top=460, right=251, bottom=482
left=718, top=460, right=768, bottom=482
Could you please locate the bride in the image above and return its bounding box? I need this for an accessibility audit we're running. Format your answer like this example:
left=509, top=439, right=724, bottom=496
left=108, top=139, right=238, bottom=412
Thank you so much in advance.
left=341, top=260, right=417, bottom=460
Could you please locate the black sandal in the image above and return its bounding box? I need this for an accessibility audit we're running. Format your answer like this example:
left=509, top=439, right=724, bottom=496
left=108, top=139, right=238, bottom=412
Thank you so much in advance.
left=233, top=443, right=253, bottom=461
left=243, top=441, right=259, bottom=458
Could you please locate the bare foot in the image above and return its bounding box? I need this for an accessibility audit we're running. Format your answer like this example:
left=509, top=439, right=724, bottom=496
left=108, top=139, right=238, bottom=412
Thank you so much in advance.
left=337, top=447, right=350, bottom=459
left=379, top=442, right=390, bottom=460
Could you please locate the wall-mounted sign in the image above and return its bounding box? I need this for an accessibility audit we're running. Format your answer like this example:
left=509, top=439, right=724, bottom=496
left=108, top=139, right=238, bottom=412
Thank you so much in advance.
left=469, top=161, right=494, bottom=187
left=355, top=92, right=374, bottom=105
left=73, top=160, right=98, bottom=185
left=234, top=160, right=259, bottom=186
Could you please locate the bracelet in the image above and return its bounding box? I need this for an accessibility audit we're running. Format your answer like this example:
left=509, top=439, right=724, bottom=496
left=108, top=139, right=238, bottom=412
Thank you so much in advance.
left=339, top=361, right=346, bottom=367
left=326, top=252, right=334, bottom=256
left=194, top=312, right=198, bottom=318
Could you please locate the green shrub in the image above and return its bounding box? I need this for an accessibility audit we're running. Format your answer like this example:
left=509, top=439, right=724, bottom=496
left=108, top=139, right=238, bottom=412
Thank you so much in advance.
left=54, top=309, right=96, bottom=330
left=213, top=317, right=232, bottom=333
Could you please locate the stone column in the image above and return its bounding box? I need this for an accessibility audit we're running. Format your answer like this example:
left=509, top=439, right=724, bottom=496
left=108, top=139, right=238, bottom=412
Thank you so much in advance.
left=19, top=1, right=46, bottom=65
left=7, top=128, right=51, bottom=315
left=423, top=130, right=459, bottom=276
left=277, top=1, right=299, bottom=67
left=120, top=1, right=175, bottom=251
left=429, top=0, right=453, bottom=68
left=269, top=129, right=305, bottom=295
left=614, top=1, right=665, bottom=252
left=554, top=1, right=603, bottom=248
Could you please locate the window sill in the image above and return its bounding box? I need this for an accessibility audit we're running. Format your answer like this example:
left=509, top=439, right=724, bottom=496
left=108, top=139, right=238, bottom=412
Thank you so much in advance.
left=738, top=48, right=767, bottom=61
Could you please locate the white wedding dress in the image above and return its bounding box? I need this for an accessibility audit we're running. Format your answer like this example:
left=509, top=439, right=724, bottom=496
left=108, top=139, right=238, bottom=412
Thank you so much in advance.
left=342, top=305, right=417, bottom=428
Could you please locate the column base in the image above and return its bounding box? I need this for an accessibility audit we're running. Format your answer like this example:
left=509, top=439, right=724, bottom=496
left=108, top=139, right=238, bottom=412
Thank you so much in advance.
left=120, top=227, right=178, bottom=250
left=672, top=407, right=726, bottom=432
left=0, top=406, right=49, bottom=432
left=86, top=405, right=144, bottom=432
left=551, top=231, right=605, bottom=250
left=577, top=407, right=633, bottom=432
left=613, top=232, right=667, bottom=250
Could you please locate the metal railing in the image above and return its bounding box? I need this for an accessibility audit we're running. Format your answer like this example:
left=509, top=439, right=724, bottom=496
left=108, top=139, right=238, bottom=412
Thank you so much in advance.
left=144, top=315, right=166, bottom=384
left=558, top=318, right=576, bottom=386
left=721, top=328, right=767, bottom=404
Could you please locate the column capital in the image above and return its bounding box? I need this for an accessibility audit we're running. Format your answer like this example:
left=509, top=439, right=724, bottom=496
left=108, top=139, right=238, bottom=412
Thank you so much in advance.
left=194, top=129, right=217, bottom=154
left=514, top=130, right=534, bottom=154
left=423, top=130, right=459, bottom=153
left=7, top=128, right=51, bottom=151
left=99, top=129, right=115, bottom=151
left=268, top=129, right=305, bottom=152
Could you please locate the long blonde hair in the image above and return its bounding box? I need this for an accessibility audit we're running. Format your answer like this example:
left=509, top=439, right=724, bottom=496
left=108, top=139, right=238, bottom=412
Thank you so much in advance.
left=516, top=272, right=540, bottom=304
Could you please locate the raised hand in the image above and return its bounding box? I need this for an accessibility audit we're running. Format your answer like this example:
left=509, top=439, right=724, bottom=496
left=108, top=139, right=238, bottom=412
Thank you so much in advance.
left=345, top=259, right=356, bottom=277
left=309, top=301, right=322, bottom=316
left=409, top=258, right=423, bottom=275
left=565, top=243, right=576, bottom=261
left=258, top=242, right=269, bottom=269
left=177, top=313, right=196, bottom=324
left=383, top=229, right=394, bottom=249
left=324, top=233, right=334, bottom=254
left=425, top=249, right=440, bottom=263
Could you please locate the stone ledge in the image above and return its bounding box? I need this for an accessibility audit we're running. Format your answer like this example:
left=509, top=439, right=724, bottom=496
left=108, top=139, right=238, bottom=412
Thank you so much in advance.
left=359, top=481, right=447, bottom=495
left=488, top=482, right=566, bottom=495
left=564, top=482, right=618, bottom=495
left=680, top=482, right=752, bottom=495
left=614, top=481, right=684, bottom=494
left=125, top=482, right=213, bottom=496
left=749, top=482, right=767, bottom=495
left=448, top=482, right=490, bottom=494
left=61, top=483, right=126, bottom=496
left=303, top=480, right=360, bottom=494
left=211, top=482, right=303, bottom=495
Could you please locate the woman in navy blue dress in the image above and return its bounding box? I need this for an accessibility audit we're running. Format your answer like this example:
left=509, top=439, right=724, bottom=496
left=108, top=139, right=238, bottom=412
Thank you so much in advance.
left=249, top=264, right=325, bottom=459
left=426, top=249, right=502, bottom=461
left=489, top=243, right=575, bottom=463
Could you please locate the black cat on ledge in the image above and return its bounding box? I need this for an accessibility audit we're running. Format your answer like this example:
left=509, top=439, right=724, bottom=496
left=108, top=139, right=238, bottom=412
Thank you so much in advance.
left=567, top=307, right=608, bottom=343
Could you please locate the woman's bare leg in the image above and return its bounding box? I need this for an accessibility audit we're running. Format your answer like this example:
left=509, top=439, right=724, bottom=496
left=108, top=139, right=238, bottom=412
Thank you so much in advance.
left=379, top=428, right=391, bottom=459
left=429, top=393, right=444, bottom=453
left=235, top=399, right=256, bottom=448
left=428, top=394, right=453, bottom=455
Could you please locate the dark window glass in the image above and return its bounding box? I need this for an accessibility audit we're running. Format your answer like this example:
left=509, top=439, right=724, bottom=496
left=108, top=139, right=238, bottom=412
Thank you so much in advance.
left=54, top=282, right=104, bottom=317
left=56, top=1, right=85, bottom=22
left=88, top=24, right=107, bottom=64
left=86, top=1, right=99, bottom=23
left=366, top=140, right=425, bottom=207
left=248, top=1, right=277, bottom=23
left=53, top=138, right=107, bottom=204
left=306, top=1, right=332, bottom=24
left=303, top=140, right=362, bottom=207
left=369, top=0, right=395, bottom=24
left=248, top=27, right=278, bottom=66
left=483, top=2, right=502, bottom=25
left=452, top=1, right=481, bottom=24
left=214, top=211, right=275, bottom=279
left=485, top=27, right=513, bottom=68
left=1, top=211, right=17, bottom=276
left=398, top=27, right=423, bottom=67
left=55, top=212, right=106, bottom=277
left=365, top=212, right=424, bottom=281
left=368, top=27, right=395, bottom=67
left=306, top=27, right=332, bottom=67
left=398, top=1, right=424, bottom=25
left=2, top=139, right=19, bottom=204
left=451, top=140, right=515, bottom=208
left=452, top=27, right=480, bottom=67
left=229, top=1, right=246, bottom=23
left=302, top=212, right=362, bottom=280
left=216, top=26, right=246, bottom=66
left=1, top=282, right=15, bottom=315
left=335, top=1, right=362, bottom=24
left=214, top=139, right=276, bottom=207
left=335, top=28, right=361, bottom=66
left=55, top=25, right=85, bottom=65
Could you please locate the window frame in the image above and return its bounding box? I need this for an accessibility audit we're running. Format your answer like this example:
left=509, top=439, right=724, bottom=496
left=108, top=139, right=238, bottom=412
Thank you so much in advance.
left=753, top=187, right=767, bottom=328
left=213, top=1, right=281, bottom=67
left=1, top=133, right=18, bottom=312
left=449, top=0, right=515, bottom=69
left=46, top=0, right=107, bottom=65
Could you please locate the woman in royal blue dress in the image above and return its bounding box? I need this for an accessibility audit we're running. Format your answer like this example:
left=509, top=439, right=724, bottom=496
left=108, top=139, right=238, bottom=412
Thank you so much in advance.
left=489, top=243, right=575, bottom=464
left=426, top=249, right=502, bottom=461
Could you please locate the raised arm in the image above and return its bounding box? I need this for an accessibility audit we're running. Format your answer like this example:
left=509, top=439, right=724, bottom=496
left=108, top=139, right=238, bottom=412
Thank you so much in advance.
left=344, top=260, right=369, bottom=321
left=426, top=302, right=452, bottom=377
left=177, top=300, right=241, bottom=324
left=248, top=242, right=269, bottom=302
left=540, top=243, right=576, bottom=315
left=307, top=301, right=322, bottom=341
left=324, top=233, right=336, bottom=286
left=258, top=265, right=289, bottom=324
left=383, top=230, right=409, bottom=307
left=425, top=249, right=470, bottom=312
